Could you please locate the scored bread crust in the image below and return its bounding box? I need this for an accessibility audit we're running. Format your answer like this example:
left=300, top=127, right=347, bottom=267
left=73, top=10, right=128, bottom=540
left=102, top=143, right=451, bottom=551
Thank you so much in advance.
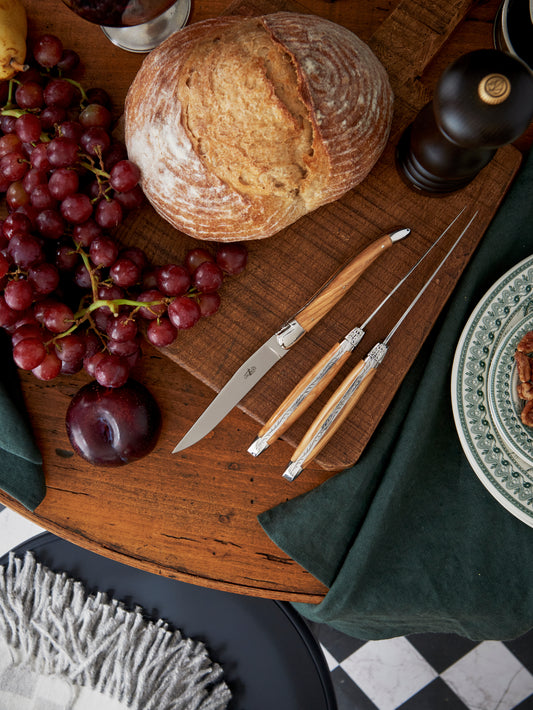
left=125, top=12, right=393, bottom=242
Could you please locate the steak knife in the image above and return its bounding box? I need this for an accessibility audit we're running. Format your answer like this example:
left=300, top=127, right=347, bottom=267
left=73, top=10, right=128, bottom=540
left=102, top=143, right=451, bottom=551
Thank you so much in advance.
left=282, top=210, right=478, bottom=481
left=172, top=228, right=410, bottom=453
left=247, top=206, right=466, bottom=456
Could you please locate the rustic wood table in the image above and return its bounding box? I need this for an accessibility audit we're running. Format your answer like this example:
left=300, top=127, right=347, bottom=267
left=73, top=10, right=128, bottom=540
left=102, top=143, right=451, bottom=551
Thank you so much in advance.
left=1, top=0, right=531, bottom=603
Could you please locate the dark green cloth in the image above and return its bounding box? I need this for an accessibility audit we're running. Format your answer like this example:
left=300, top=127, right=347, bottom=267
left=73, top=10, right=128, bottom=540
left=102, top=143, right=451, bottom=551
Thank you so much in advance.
left=259, top=150, right=533, bottom=641
left=0, top=331, right=46, bottom=511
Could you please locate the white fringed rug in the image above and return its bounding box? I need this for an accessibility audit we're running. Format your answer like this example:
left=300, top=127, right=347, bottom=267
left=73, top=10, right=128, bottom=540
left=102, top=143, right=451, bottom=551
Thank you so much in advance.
left=0, top=552, right=231, bottom=709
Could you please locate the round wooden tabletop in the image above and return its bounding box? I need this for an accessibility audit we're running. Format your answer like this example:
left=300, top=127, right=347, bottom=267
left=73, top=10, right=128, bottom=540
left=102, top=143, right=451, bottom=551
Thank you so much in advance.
left=1, top=0, right=530, bottom=602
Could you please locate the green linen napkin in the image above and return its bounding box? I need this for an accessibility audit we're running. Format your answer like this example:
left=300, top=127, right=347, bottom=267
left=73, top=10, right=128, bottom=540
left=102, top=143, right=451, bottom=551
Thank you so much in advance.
left=0, top=331, right=46, bottom=511
left=259, top=149, right=533, bottom=641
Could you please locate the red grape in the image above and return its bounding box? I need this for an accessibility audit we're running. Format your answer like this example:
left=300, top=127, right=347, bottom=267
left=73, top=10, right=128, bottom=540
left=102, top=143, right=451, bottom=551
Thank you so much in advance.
left=47, top=136, right=79, bottom=168
left=0, top=134, right=22, bottom=158
left=184, top=248, right=214, bottom=273
left=32, top=350, right=62, bottom=380
left=94, top=353, right=129, bottom=388
left=36, top=209, right=65, bottom=240
left=0, top=295, right=18, bottom=327
left=13, top=337, right=46, bottom=370
left=55, top=333, right=86, bottom=363
left=109, top=256, right=140, bottom=288
left=55, top=244, right=79, bottom=271
left=146, top=317, right=177, bottom=347
left=168, top=296, right=201, bottom=330
left=57, top=48, right=80, bottom=72
left=136, top=289, right=166, bottom=320
left=109, top=160, right=140, bottom=192
left=5, top=181, right=30, bottom=210
left=28, top=263, right=60, bottom=295
left=79, top=103, right=112, bottom=130
left=30, top=184, right=57, bottom=211
left=4, top=279, right=34, bottom=311
left=81, top=127, right=111, bottom=157
left=193, top=261, right=224, bottom=293
left=15, top=114, right=42, bottom=143
left=23, top=168, right=48, bottom=194
left=33, top=34, right=64, bottom=68
left=0, top=151, right=28, bottom=181
left=44, top=78, right=76, bottom=108
left=7, top=235, right=44, bottom=268
left=114, top=185, right=144, bottom=211
left=216, top=243, right=248, bottom=275
left=15, top=82, right=44, bottom=110
left=61, top=193, right=93, bottom=223
left=89, top=234, right=119, bottom=267
left=72, top=219, right=102, bottom=247
left=157, top=264, right=190, bottom=296
left=95, top=197, right=122, bottom=229
left=11, top=323, right=44, bottom=346
left=42, top=301, right=74, bottom=333
left=198, top=292, right=221, bottom=317
left=49, top=167, right=79, bottom=200
left=3, top=212, right=32, bottom=240
left=106, top=313, right=137, bottom=342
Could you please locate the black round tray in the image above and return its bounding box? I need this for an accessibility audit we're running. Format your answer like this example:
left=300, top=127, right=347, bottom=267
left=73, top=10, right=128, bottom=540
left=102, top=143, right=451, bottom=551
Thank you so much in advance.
left=1, top=533, right=337, bottom=710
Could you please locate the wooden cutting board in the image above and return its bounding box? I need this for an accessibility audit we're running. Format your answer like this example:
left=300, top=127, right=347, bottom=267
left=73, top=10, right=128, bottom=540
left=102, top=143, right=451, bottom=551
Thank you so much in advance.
left=118, top=0, right=522, bottom=470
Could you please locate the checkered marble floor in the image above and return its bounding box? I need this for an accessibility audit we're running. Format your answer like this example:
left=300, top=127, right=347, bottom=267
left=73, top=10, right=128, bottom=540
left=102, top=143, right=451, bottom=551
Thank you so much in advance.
left=1, top=505, right=533, bottom=710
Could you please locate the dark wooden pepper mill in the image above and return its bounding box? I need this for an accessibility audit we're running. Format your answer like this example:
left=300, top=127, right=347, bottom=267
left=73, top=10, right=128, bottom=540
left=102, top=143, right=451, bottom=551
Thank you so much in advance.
left=396, top=49, right=533, bottom=194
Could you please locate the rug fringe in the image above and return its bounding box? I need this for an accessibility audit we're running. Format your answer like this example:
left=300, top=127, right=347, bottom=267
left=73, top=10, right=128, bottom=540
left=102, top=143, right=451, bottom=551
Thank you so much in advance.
left=0, top=552, right=231, bottom=709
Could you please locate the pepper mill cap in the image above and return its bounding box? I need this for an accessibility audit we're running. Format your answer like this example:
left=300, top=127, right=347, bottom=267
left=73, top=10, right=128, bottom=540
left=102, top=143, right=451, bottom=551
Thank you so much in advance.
left=434, top=49, right=533, bottom=149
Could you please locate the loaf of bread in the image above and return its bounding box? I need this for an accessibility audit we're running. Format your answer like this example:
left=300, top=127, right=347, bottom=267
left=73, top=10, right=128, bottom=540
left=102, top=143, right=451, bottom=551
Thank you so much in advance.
left=124, top=12, right=393, bottom=242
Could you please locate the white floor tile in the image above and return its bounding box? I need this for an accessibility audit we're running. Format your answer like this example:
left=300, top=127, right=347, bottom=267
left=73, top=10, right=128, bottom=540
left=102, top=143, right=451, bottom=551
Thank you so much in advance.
left=340, top=636, right=438, bottom=710
left=441, top=640, right=533, bottom=710
left=0, top=509, right=45, bottom=557
left=320, top=644, right=339, bottom=671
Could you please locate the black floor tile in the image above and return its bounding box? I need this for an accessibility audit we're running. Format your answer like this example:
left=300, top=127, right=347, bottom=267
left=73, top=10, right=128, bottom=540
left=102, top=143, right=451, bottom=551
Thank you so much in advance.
left=512, top=692, right=533, bottom=709
left=312, top=622, right=367, bottom=663
left=406, top=632, right=478, bottom=673
left=397, top=677, right=469, bottom=710
left=330, top=667, right=379, bottom=710
left=504, top=628, right=533, bottom=674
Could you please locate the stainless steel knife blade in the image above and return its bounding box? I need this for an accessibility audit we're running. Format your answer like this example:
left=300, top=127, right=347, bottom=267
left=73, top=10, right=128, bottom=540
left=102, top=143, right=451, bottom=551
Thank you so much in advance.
left=172, top=228, right=410, bottom=453
left=172, top=333, right=289, bottom=453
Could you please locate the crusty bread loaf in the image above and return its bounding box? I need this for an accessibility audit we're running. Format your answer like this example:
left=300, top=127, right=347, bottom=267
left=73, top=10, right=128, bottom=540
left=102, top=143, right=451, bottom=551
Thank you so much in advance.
left=124, top=13, right=393, bottom=242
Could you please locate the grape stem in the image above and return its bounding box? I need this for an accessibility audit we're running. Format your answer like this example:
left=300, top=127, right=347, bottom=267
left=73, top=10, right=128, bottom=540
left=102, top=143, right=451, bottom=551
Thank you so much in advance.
left=47, top=297, right=167, bottom=348
left=62, top=77, right=89, bottom=106
left=73, top=297, right=164, bottom=319
left=79, top=248, right=99, bottom=302
left=0, top=108, right=26, bottom=118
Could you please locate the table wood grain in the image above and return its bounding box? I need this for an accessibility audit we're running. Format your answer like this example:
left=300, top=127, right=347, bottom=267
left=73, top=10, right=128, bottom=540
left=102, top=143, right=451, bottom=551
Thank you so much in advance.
left=0, top=0, right=531, bottom=602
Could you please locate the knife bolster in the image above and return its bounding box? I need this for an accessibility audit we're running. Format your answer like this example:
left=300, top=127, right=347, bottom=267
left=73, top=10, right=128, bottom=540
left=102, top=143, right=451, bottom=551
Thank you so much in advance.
left=276, top=319, right=306, bottom=349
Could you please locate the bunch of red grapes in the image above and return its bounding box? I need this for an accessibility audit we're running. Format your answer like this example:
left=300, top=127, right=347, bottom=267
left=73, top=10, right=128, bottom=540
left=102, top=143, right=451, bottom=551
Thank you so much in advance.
left=0, top=33, right=248, bottom=390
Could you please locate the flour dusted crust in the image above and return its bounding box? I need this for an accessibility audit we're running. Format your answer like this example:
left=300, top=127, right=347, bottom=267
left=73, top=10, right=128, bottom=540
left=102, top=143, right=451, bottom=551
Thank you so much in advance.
left=124, top=13, right=393, bottom=241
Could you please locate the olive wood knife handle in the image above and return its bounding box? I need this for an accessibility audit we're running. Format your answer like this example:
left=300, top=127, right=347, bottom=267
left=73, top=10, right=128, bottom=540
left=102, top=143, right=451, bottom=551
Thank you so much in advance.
left=249, top=337, right=356, bottom=456
left=294, top=230, right=408, bottom=333
left=283, top=343, right=388, bottom=481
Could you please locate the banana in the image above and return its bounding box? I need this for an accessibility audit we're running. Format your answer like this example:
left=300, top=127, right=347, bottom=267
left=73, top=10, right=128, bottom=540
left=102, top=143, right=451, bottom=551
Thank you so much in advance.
left=0, top=0, right=28, bottom=81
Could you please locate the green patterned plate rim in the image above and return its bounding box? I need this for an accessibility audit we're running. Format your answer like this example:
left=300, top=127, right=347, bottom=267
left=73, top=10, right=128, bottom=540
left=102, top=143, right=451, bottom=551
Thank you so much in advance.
left=451, top=255, right=533, bottom=527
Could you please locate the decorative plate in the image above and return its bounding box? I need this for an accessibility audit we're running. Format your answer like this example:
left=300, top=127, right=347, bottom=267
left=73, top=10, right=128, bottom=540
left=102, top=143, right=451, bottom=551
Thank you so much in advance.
left=487, top=310, right=533, bottom=465
left=451, top=255, right=533, bottom=527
